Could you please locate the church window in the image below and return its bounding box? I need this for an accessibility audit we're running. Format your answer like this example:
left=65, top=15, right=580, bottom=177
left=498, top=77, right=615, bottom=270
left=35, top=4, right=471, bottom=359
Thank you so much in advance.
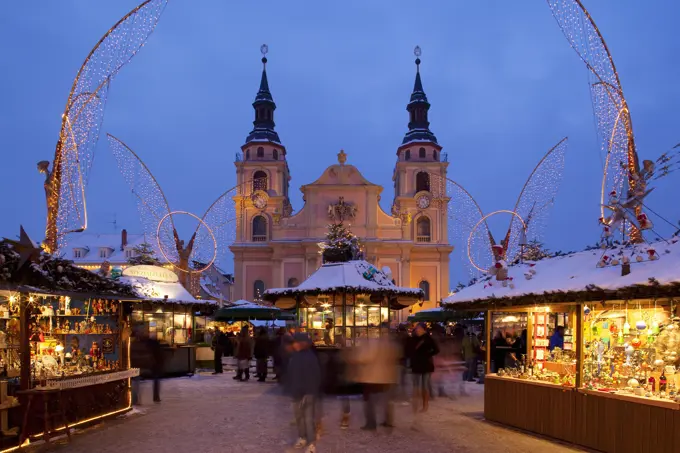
left=257, top=147, right=264, bottom=158
left=253, top=280, right=266, bottom=300
left=419, top=280, right=431, bottom=301
left=287, top=277, right=299, bottom=288
left=253, top=170, right=268, bottom=191
left=419, top=147, right=426, bottom=159
left=416, top=217, right=431, bottom=242
left=415, top=171, right=430, bottom=192
left=273, top=149, right=278, bottom=160
left=245, top=149, right=250, bottom=160
left=405, top=150, right=411, bottom=161
left=252, top=215, right=267, bottom=241
left=433, top=150, right=438, bottom=161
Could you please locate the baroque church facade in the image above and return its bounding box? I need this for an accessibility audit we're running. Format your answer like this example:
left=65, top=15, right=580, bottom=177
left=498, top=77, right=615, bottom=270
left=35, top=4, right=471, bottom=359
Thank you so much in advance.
left=231, top=52, right=452, bottom=315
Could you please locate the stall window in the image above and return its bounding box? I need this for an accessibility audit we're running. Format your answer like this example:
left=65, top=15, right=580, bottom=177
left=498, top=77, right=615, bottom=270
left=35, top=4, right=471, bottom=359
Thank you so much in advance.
left=253, top=280, right=266, bottom=300
left=419, top=280, right=430, bottom=301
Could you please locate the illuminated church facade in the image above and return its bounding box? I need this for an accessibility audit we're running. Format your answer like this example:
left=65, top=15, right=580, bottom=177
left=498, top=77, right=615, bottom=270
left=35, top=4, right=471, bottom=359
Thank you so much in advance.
left=231, top=51, right=453, bottom=315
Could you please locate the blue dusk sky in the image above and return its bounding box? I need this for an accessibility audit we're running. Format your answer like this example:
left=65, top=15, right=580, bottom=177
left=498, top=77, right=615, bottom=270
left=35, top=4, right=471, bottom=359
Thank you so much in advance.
left=1, top=1, right=679, bottom=285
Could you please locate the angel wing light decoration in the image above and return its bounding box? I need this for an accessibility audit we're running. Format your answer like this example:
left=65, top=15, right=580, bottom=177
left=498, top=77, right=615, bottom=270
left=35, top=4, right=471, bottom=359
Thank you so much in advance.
left=437, top=138, right=567, bottom=282
left=547, top=0, right=679, bottom=245
left=39, top=0, right=168, bottom=254
left=108, top=134, right=239, bottom=292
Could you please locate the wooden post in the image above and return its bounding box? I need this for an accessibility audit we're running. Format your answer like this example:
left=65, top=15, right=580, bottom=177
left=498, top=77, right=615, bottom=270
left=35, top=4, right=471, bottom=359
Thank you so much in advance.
left=485, top=310, right=492, bottom=374
left=575, top=303, right=583, bottom=389
left=19, top=295, right=31, bottom=390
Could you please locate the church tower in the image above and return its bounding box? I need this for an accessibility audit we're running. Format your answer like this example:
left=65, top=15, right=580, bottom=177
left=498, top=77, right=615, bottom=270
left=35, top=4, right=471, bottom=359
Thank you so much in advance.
left=391, top=46, right=452, bottom=309
left=232, top=45, right=292, bottom=301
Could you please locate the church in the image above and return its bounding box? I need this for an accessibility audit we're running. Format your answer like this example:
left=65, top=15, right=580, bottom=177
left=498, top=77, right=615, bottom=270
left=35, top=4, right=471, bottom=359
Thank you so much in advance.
left=231, top=50, right=453, bottom=316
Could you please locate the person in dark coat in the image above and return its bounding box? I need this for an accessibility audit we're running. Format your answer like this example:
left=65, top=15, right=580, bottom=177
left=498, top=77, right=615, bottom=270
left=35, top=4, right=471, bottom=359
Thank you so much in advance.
left=140, top=333, right=164, bottom=403
left=211, top=329, right=228, bottom=374
left=272, top=327, right=286, bottom=380
left=234, top=326, right=253, bottom=381
left=254, top=327, right=270, bottom=382
left=407, top=323, right=439, bottom=414
left=285, top=333, right=321, bottom=451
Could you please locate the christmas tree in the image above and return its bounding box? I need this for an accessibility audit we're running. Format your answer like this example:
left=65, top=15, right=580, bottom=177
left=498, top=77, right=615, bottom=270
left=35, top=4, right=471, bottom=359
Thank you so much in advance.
left=319, top=223, right=362, bottom=263
left=127, top=242, right=161, bottom=266
left=521, top=239, right=551, bottom=262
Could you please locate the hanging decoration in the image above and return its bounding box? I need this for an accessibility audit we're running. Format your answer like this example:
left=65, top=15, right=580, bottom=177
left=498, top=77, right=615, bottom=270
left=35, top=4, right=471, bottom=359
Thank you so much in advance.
left=40, top=0, right=168, bottom=254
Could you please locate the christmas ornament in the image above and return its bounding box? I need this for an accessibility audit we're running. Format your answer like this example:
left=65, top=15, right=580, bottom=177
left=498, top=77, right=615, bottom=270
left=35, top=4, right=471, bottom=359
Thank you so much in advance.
left=631, top=337, right=641, bottom=349
left=636, top=319, right=647, bottom=331
left=623, top=321, right=630, bottom=335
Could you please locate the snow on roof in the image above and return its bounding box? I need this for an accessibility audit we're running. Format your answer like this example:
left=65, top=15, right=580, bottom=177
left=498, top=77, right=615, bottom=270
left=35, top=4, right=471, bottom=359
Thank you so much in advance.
left=264, top=260, right=423, bottom=298
left=223, top=300, right=279, bottom=311
left=119, top=276, right=213, bottom=305
left=65, top=233, right=167, bottom=264
left=444, top=239, right=680, bottom=305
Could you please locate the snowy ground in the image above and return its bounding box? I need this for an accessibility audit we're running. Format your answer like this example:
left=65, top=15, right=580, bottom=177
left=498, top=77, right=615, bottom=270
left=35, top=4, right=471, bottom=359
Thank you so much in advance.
left=34, top=373, right=585, bottom=453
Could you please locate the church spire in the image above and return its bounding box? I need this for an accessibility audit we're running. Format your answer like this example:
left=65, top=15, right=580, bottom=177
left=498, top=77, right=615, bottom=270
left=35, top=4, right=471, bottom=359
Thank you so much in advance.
left=402, top=46, right=437, bottom=145
left=245, top=44, right=281, bottom=144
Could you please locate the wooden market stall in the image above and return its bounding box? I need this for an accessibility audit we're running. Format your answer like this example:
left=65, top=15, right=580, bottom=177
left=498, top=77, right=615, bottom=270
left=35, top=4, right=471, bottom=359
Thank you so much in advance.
left=121, top=266, right=218, bottom=377
left=443, top=242, right=680, bottom=453
left=263, top=260, right=422, bottom=347
left=0, top=232, right=140, bottom=450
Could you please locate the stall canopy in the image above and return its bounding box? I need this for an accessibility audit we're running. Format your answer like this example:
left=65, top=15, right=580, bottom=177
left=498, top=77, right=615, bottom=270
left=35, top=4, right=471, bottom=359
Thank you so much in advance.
left=213, top=300, right=293, bottom=321
left=263, top=260, right=423, bottom=309
left=443, top=240, right=680, bottom=309
left=119, top=275, right=214, bottom=305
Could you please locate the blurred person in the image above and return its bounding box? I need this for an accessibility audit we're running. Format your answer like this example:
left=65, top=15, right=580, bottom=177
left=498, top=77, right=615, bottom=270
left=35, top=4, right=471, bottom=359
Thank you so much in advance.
left=430, top=330, right=448, bottom=399
left=491, top=330, right=507, bottom=373
left=234, top=326, right=253, bottom=381
left=211, top=328, right=228, bottom=375
left=348, top=336, right=400, bottom=430
left=549, top=326, right=565, bottom=351
left=462, top=328, right=480, bottom=382
left=323, top=319, right=334, bottom=346
left=140, top=330, right=163, bottom=403
left=273, top=327, right=286, bottom=380
left=285, top=333, right=321, bottom=452
left=396, top=325, right=411, bottom=401
left=254, top=327, right=270, bottom=382
left=407, top=323, right=439, bottom=415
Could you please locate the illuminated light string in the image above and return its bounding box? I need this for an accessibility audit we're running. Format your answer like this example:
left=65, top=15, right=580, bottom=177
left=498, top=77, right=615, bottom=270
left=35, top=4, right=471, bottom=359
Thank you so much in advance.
left=108, top=134, right=243, bottom=271
left=547, top=0, right=642, bottom=243
left=44, top=0, right=168, bottom=254
left=467, top=210, right=526, bottom=273
left=433, top=138, right=566, bottom=279
left=156, top=211, right=218, bottom=274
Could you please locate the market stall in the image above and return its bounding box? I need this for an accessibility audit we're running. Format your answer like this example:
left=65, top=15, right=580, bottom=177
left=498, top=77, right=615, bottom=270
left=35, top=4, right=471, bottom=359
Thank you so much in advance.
left=263, top=260, right=422, bottom=347
left=121, top=265, right=218, bottom=377
left=443, top=242, right=680, bottom=452
left=0, top=230, right=140, bottom=449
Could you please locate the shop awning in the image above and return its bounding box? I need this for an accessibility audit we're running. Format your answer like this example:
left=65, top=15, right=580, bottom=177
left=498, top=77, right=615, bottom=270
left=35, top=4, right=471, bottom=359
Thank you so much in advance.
left=213, top=301, right=292, bottom=321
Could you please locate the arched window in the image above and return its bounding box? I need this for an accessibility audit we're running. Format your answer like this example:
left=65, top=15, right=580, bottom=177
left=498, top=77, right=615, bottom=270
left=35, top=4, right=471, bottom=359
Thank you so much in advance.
left=253, top=170, right=268, bottom=192
left=252, top=215, right=267, bottom=241
left=273, top=149, right=278, bottom=160
left=419, top=280, right=430, bottom=301
left=433, top=150, right=438, bottom=161
left=253, top=280, right=266, bottom=300
left=419, top=147, right=426, bottom=159
left=287, top=277, right=299, bottom=288
left=245, top=149, right=250, bottom=160
left=405, top=150, right=411, bottom=161
left=415, top=171, right=430, bottom=192
left=416, top=217, right=431, bottom=242
left=257, top=146, right=264, bottom=158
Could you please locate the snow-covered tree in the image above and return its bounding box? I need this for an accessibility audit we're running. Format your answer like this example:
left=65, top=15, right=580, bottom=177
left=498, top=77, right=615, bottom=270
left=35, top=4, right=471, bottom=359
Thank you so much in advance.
left=319, top=223, right=362, bottom=263
left=127, top=242, right=161, bottom=266
left=521, top=239, right=551, bottom=262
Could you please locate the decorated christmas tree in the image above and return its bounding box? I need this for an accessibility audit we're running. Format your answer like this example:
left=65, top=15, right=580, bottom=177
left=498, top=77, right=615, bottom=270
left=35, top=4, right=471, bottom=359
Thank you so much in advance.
left=319, top=223, right=362, bottom=263
left=521, top=239, right=551, bottom=262
left=127, top=242, right=161, bottom=266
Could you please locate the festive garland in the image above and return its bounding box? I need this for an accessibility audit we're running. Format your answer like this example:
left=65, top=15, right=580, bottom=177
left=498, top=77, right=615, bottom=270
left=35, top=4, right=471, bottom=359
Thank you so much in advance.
left=0, top=240, right=136, bottom=296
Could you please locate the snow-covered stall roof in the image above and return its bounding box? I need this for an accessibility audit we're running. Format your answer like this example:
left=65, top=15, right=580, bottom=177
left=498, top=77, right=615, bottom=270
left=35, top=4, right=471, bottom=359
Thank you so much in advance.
left=444, top=240, right=680, bottom=307
left=264, top=260, right=423, bottom=299
left=119, top=276, right=215, bottom=305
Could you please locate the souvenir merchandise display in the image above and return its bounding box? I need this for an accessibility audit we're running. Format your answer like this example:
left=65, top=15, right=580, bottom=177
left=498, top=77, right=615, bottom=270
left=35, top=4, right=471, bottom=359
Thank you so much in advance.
left=582, top=302, right=680, bottom=403
left=299, top=295, right=394, bottom=347
left=31, top=296, right=123, bottom=384
left=131, top=303, right=195, bottom=345
left=0, top=296, right=22, bottom=379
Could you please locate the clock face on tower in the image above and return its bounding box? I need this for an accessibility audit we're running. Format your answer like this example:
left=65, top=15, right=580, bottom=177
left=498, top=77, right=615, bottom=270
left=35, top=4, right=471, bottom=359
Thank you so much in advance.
left=416, top=194, right=431, bottom=209
left=252, top=192, right=268, bottom=209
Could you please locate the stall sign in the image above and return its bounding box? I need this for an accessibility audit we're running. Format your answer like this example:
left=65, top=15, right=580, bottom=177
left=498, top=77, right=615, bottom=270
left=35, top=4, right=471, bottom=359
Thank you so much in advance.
left=123, top=265, right=179, bottom=283
left=102, top=337, right=115, bottom=354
